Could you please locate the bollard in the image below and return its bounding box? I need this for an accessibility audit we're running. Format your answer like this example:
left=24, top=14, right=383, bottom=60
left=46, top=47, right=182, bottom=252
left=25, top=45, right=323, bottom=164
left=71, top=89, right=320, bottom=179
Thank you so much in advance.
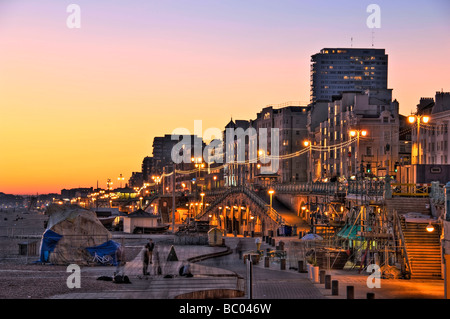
left=319, top=270, right=326, bottom=284
left=271, top=238, right=276, bottom=247
left=325, top=275, right=331, bottom=289
left=279, top=241, right=285, bottom=251
left=298, top=260, right=305, bottom=273
left=280, top=259, right=286, bottom=270
left=331, top=280, right=339, bottom=296
left=312, top=266, right=319, bottom=283
left=239, top=250, right=243, bottom=260
left=347, top=286, right=354, bottom=299
left=265, top=256, right=270, bottom=268
left=367, top=292, right=375, bottom=299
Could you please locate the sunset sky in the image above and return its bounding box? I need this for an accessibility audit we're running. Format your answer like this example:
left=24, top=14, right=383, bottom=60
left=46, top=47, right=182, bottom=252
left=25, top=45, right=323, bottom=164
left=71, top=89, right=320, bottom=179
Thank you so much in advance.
left=0, top=0, right=449, bottom=195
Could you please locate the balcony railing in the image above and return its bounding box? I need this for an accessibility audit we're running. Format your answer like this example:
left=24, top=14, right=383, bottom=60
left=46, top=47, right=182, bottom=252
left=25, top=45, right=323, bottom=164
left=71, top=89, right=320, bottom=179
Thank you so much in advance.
left=272, top=180, right=387, bottom=198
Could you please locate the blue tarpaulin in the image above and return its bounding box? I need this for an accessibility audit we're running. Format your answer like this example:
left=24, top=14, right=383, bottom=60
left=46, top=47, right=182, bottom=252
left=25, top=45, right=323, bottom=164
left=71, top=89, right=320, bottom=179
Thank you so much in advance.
left=86, top=240, right=121, bottom=265
left=39, top=229, right=63, bottom=262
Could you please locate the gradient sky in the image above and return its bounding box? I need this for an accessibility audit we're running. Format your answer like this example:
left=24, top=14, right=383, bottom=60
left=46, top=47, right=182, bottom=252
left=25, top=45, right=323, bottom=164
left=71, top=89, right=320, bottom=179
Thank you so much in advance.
left=0, top=0, right=449, bottom=194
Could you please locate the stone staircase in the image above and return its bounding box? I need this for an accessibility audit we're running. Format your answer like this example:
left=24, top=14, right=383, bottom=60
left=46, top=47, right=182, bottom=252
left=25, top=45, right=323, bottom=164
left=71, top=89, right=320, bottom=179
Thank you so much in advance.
left=400, top=217, right=442, bottom=280
left=385, top=197, right=431, bottom=215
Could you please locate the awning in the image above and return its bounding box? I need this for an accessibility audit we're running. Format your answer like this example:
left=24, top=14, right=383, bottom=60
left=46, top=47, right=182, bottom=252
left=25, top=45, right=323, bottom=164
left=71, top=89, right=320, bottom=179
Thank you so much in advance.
left=337, top=225, right=362, bottom=239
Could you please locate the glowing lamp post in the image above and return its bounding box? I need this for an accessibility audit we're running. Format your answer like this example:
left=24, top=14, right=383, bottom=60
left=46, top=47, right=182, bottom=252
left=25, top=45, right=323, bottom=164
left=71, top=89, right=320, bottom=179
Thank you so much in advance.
left=303, top=140, right=313, bottom=182
left=408, top=115, right=430, bottom=164
left=349, top=129, right=368, bottom=177
left=200, top=192, right=205, bottom=215
left=118, top=174, right=124, bottom=188
left=268, top=189, right=275, bottom=211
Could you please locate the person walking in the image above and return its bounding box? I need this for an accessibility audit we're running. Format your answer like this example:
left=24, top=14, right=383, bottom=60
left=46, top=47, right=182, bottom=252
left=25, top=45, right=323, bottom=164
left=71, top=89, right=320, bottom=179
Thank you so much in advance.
left=255, top=237, right=261, bottom=251
left=115, top=244, right=126, bottom=277
left=142, top=245, right=150, bottom=276
left=142, top=238, right=155, bottom=276
left=146, top=238, right=155, bottom=264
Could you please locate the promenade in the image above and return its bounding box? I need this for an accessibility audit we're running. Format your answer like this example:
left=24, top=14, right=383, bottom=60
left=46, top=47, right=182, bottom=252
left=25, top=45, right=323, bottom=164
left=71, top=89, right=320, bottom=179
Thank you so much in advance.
left=50, top=235, right=444, bottom=300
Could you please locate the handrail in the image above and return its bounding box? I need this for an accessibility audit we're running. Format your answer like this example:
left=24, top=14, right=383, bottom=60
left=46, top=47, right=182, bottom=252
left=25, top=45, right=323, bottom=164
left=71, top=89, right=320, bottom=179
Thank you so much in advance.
left=393, top=210, right=411, bottom=277
left=272, top=181, right=425, bottom=198
left=391, top=183, right=430, bottom=197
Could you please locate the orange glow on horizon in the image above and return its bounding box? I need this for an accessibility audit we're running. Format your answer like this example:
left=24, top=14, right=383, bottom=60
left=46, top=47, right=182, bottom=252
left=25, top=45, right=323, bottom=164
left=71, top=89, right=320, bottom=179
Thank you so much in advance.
left=0, top=2, right=449, bottom=195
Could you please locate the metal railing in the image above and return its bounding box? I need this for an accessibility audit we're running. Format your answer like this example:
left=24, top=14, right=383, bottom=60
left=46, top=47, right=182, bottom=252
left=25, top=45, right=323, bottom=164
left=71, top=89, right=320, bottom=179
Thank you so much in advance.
left=272, top=180, right=431, bottom=198
left=200, top=186, right=286, bottom=226
left=391, top=183, right=430, bottom=197
left=392, top=210, right=411, bottom=276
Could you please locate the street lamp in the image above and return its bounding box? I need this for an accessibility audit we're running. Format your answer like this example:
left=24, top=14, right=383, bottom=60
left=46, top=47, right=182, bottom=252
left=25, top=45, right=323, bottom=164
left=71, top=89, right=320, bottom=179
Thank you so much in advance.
left=152, top=175, right=162, bottom=193
left=268, top=189, right=275, bottom=211
left=118, top=174, right=124, bottom=188
left=192, top=157, right=205, bottom=190
left=426, top=221, right=435, bottom=232
left=408, top=114, right=430, bottom=164
left=303, top=140, right=313, bottom=182
left=349, top=129, right=368, bottom=177
left=200, top=192, right=205, bottom=216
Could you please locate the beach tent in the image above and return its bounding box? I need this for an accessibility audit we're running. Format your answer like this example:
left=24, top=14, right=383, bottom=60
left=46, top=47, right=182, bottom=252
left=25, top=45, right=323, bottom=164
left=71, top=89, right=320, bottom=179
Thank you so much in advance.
left=38, top=204, right=116, bottom=265
left=39, top=229, right=63, bottom=263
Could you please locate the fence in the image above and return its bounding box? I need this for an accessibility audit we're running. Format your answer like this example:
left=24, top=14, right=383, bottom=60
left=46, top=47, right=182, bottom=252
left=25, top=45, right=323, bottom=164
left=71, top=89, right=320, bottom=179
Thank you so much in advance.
left=273, top=181, right=384, bottom=197
left=391, top=183, right=431, bottom=197
left=0, top=227, right=44, bottom=238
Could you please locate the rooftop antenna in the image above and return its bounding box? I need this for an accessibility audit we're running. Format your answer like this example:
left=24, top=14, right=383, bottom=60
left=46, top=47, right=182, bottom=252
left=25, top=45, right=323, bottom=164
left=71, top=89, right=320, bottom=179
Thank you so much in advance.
left=371, top=30, right=375, bottom=47
left=351, top=37, right=353, bottom=48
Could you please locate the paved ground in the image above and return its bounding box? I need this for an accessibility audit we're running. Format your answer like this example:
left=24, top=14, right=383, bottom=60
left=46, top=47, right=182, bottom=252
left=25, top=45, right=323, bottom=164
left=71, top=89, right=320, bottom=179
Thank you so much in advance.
left=49, top=234, right=445, bottom=299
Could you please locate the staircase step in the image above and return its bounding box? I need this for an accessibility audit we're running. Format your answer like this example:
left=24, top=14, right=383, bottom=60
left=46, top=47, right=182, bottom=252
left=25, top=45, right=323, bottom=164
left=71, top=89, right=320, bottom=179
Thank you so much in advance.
left=399, top=213, right=442, bottom=279
left=408, top=255, right=441, bottom=259
left=411, top=275, right=442, bottom=279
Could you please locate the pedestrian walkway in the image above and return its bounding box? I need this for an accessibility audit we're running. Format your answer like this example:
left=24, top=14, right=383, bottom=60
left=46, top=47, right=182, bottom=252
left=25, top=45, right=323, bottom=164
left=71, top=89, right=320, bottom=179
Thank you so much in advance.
left=313, top=268, right=444, bottom=299
left=49, top=234, right=445, bottom=299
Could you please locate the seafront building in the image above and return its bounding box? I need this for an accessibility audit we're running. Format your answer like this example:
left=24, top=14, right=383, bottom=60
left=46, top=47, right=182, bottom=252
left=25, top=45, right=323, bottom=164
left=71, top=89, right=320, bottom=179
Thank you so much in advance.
left=310, top=48, right=388, bottom=103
